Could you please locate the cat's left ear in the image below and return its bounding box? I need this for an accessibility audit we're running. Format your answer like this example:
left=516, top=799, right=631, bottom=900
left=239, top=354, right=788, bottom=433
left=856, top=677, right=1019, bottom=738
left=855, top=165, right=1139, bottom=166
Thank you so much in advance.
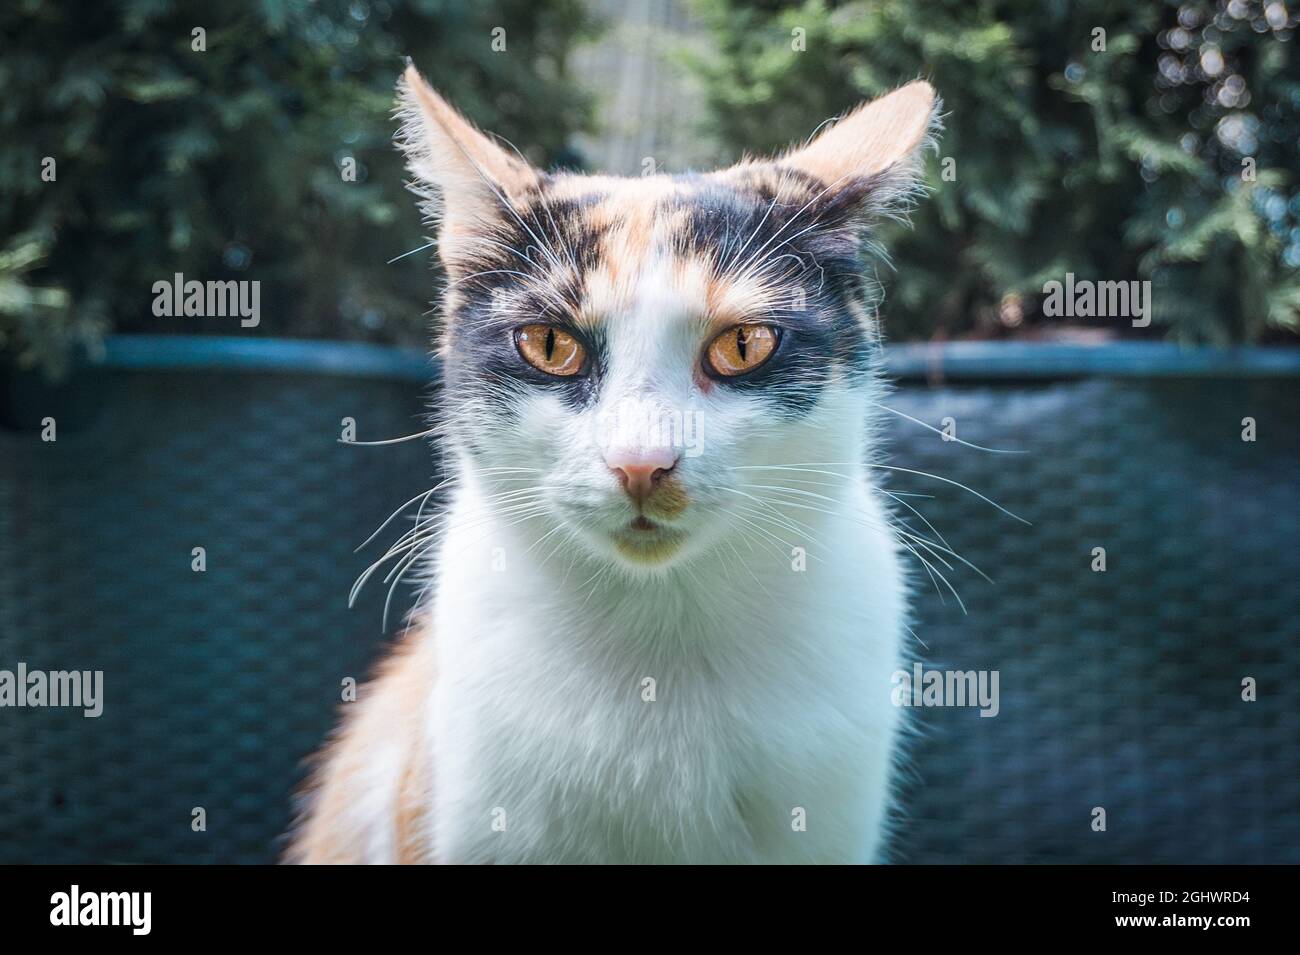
left=396, top=65, right=542, bottom=264
left=768, top=81, right=941, bottom=223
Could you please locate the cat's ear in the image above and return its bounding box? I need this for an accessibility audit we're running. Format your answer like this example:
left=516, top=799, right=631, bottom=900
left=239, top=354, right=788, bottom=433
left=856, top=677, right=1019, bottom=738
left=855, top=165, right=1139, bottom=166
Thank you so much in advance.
left=396, top=65, right=541, bottom=250
left=771, top=81, right=940, bottom=222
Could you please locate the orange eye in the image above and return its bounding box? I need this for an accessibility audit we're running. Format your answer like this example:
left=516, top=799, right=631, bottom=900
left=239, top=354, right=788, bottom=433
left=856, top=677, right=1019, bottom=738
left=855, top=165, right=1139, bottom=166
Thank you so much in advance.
left=705, top=324, right=779, bottom=377
left=514, top=324, right=586, bottom=377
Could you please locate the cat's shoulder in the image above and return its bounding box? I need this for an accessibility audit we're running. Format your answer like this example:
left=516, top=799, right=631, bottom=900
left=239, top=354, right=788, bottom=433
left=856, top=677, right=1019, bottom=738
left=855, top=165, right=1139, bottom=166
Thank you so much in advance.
left=284, top=623, right=436, bottom=863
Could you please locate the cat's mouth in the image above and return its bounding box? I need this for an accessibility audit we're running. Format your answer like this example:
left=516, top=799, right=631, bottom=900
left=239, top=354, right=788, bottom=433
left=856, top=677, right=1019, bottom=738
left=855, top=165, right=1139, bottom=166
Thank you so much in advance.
left=610, top=516, right=687, bottom=564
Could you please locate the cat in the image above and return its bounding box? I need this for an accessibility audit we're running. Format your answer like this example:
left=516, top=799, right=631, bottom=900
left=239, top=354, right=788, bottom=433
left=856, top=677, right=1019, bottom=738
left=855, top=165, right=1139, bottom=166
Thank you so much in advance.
left=286, top=64, right=940, bottom=864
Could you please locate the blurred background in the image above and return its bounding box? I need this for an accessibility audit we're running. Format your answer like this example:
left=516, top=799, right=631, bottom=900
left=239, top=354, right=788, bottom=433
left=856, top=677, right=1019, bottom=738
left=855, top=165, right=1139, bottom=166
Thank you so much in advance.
left=3, top=0, right=1299, bottom=372
left=0, top=0, right=1297, bottom=863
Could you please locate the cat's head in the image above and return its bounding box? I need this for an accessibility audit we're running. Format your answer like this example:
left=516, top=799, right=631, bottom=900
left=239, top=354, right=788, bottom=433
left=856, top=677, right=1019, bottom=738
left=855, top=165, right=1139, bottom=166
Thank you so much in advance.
left=397, top=66, right=938, bottom=573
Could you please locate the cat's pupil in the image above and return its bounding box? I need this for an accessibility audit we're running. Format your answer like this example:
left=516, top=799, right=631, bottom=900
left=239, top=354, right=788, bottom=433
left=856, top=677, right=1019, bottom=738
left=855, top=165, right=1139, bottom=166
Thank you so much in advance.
left=545, top=327, right=555, bottom=362
left=736, top=326, right=748, bottom=361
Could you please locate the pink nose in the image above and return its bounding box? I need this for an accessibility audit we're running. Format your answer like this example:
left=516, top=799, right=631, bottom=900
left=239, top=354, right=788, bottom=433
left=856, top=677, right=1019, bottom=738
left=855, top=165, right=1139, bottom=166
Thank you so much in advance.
left=606, top=448, right=679, bottom=503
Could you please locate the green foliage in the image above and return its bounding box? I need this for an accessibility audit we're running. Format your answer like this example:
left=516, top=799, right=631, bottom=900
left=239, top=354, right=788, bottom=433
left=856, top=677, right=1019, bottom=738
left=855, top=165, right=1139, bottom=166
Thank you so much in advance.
left=0, top=0, right=597, bottom=374
left=685, top=0, right=1300, bottom=343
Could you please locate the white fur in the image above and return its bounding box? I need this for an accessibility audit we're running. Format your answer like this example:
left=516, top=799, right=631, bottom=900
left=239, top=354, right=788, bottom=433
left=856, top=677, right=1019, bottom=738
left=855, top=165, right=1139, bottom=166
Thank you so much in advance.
left=402, top=253, right=910, bottom=863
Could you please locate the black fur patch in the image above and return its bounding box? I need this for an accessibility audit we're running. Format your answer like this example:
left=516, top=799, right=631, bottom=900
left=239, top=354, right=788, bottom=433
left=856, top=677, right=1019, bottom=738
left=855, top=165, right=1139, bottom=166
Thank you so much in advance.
left=442, top=181, right=610, bottom=418
left=669, top=167, right=883, bottom=405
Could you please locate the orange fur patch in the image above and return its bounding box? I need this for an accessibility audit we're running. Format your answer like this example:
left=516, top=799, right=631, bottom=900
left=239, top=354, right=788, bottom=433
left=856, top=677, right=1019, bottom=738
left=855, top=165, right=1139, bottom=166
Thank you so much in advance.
left=285, top=627, right=436, bottom=864
left=647, top=477, right=689, bottom=519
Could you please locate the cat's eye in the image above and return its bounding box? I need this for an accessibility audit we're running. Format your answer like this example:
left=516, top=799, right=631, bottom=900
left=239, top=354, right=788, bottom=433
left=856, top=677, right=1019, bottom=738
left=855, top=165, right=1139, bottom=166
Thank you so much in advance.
left=514, top=324, right=587, bottom=377
left=705, top=324, right=780, bottom=378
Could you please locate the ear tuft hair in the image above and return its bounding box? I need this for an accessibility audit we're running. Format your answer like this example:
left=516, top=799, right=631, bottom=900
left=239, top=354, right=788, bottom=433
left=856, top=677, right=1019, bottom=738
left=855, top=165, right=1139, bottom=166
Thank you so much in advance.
left=394, top=65, right=540, bottom=245
left=748, top=81, right=943, bottom=230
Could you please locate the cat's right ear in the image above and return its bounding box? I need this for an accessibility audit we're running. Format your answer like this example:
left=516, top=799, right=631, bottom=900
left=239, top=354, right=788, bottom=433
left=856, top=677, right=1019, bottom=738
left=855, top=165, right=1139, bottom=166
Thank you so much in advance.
left=396, top=65, right=540, bottom=258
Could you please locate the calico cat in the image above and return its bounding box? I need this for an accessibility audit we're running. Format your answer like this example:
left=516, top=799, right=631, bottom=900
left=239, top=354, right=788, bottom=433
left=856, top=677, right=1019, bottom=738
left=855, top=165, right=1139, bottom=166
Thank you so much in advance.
left=287, top=65, right=939, bottom=864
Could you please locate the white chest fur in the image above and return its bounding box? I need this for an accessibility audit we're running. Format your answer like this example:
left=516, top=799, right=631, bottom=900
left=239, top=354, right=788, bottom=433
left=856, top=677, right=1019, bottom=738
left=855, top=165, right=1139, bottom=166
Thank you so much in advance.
left=421, top=477, right=908, bottom=864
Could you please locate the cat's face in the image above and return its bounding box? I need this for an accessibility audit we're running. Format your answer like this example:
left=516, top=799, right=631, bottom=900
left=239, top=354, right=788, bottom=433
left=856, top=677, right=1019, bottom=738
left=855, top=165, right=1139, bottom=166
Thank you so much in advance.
left=399, top=68, right=937, bottom=572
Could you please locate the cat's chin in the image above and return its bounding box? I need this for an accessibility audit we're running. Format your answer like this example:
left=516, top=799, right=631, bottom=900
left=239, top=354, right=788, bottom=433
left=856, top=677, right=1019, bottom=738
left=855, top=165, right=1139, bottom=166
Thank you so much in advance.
left=605, top=518, right=691, bottom=568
